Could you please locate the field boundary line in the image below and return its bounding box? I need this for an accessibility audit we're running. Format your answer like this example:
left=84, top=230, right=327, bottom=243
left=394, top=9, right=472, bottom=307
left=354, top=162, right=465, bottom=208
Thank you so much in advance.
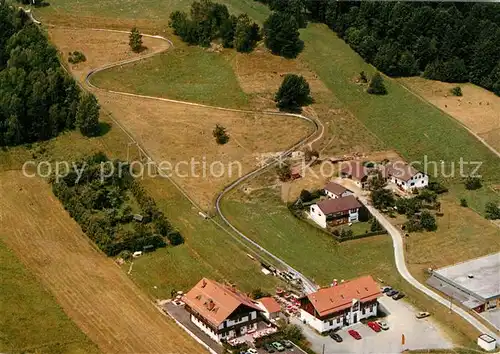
left=399, top=82, right=500, bottom=159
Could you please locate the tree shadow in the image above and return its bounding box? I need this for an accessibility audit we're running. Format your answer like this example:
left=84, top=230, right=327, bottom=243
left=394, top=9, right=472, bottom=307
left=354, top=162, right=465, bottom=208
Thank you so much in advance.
left=98, top=122, right=112, bottom=136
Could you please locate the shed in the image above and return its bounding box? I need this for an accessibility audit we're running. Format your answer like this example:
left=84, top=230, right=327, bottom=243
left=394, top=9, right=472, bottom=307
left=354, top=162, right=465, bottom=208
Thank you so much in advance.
left=477, top=334, right=496, bottom=351
left=258, top=297, right=282, bottom=320
left=133, top=214, right=144, bottom=222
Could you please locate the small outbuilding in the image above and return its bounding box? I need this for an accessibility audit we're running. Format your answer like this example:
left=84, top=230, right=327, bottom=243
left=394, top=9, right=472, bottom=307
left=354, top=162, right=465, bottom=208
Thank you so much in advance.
left=257, top=297, right=281, bottom=320
left=477, top=334, right=496, bottom=351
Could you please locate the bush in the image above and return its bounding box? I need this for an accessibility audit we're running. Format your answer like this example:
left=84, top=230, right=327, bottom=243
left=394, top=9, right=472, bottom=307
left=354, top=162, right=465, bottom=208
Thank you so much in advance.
left=282, top=324, right=304, bottom=342
left=427, top=181, right=448, bottom=194
left=213, top=124, right=229, bottom=144
left=276, top=163, right=291, bottom=182
left=485, top=202, right=500, bottom=220
left=464, top=176, right=482, bottom=190
left=68, top=51, right=86, bottom=64
left=371, top=188, right=395, bottom=210
left=460, top=198, right=468, bottom=207
left=367, top=72, right=387, bottom=95
left=420, top=211, right=437, bottom=231
left=251, top=288, right=271, bottom=299
left=370, top=218, right=383, bottom=232
left=450, top=86, right=463, bottom=96
left=167, top=231, right=185, bottom=246
left=275, top=74, right=312, bottom=111
left=299, top=189, right=313, bottom=203
left=359, top=71, right=368, bottom=83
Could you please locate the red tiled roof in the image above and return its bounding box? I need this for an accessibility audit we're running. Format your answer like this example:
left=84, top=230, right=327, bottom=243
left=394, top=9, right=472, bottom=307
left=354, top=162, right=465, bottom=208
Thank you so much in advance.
left=324, top=182, right=350, bottom=196
left=304, top=275, right=381, bottom=317
left=183, top=278, right=261, bottom=327
left=258, top=297, right=281, bottom=313
left=316, top=195, right=362, bottom=215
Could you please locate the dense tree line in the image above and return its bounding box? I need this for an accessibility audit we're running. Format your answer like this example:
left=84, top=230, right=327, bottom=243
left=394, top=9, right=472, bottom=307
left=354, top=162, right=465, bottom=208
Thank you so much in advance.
left=0, top=5, right=99, bottom=146
left=169, top=0, right=261, bottom=52
left=52, top=153, right=184, bottom=257
left=300, top=1, right=500, bottom=95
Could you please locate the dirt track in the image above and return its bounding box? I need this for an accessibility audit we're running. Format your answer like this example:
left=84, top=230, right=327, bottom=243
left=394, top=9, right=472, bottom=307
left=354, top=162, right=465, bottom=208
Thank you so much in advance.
left=0, top=171, right=205, bottom=354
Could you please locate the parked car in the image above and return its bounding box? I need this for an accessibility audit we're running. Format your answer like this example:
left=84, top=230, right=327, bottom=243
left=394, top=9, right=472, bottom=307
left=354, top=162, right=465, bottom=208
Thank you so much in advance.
left=392, top=292, right=405, bottom=300
left=376, top=320, right=389, bottom=330
left=272, top=342, right=285, bottom=352
left=264, top=343, right=275, bottom=353
left=381, top=286, right=392, bottom=293
left=386, top=289, right=398, bottom=297
left=348, top=329, right=362, bottom=340
left=281, top=340, right=294, bottom=349
left=329, top=331, right=343, bottom=342
left=247, top=349, right=258, bottom=354
left=367, top=321, right=381, bottom=332
left=416, top=311, right=430, bottom=319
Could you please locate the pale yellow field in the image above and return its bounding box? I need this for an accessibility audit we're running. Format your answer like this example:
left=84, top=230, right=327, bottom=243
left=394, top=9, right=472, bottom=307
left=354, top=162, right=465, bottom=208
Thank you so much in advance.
left=0, top=171, right=205, bottom=354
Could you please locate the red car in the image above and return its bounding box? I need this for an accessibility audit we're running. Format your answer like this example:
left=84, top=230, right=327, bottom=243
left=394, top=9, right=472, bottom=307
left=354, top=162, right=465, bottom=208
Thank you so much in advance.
left=348, top=329, right=362, bottom=340
left=367, top=321, right=381, bottom=332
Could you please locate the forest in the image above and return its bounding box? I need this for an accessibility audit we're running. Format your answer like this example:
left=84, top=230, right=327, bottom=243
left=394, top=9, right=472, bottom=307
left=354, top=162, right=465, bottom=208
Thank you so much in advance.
left=256, top=0, right=500, bottom=95
left=0, top=5, right=99, bottom=147
left=52, top=153, right=184, bottom=257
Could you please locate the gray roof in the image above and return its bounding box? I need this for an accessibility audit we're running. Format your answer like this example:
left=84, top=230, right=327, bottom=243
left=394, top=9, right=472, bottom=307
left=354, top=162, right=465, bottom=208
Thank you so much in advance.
left=432, top=252, right=500, bottom=300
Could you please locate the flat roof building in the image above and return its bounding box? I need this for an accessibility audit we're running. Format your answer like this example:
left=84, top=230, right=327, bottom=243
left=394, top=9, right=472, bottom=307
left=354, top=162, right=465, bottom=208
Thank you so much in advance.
left=427, top=252, right=500, bottom=313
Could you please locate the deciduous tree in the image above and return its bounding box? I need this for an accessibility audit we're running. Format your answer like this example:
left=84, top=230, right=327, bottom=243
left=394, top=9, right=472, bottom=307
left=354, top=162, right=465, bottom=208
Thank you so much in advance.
left=274, top=74, right=312, bottom=111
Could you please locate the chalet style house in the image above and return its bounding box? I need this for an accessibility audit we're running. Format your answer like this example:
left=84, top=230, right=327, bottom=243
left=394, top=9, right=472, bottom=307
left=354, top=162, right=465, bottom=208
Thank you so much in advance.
left=299, top=275, right=381, bottom=333
left=183, top=278, right=264, bottom=343
left=310, top=195, right=362, bottom=228
left=384, top=161, right=428, bottom=191
left=324, top=182, right=354, bottom=199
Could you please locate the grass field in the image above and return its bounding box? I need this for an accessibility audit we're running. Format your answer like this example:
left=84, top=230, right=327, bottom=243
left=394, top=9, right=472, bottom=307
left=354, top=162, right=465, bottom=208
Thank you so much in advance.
left=399, top=77, right=500, bottom=153
left=0, top=171, right=205, bottom=354
left=91, top=44, right=250, bottom=109
left=36, top=0, right=270, bottom=24
left=0, top=242, right=100, bottom=354
left=300, top=24, right=500, bottom=213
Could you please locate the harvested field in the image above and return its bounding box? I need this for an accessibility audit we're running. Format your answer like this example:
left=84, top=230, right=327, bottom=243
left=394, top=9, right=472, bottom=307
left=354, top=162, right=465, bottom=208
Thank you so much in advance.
left=0, top=171, right=204, bottom=354
left=96, top=91, right=313, bottom=208
left=48, top=27, right=170, bottom=82
left=400, top=78, right=500, bottom=153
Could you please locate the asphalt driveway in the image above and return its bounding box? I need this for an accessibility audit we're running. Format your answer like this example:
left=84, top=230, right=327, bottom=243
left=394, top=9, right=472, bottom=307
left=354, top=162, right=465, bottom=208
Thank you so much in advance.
left=293, top=296, right=453, bottom=353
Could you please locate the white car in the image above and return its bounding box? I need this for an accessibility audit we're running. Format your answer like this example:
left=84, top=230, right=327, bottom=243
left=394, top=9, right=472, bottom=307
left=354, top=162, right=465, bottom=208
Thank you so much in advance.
left=247, top=348, right=258, bottom=354
left=376, top=320, right=389, bottom=330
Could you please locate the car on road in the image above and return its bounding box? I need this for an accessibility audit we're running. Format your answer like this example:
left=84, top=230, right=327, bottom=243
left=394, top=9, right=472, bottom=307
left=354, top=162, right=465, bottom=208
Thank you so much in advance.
left=272, top=342, right=285, bottom=352
left=416, top=311, right=430, bottom=319
left=376, top=320, right=389, bottom=330
left=247, top=349, right=258, bottom=354
left=281, top=340, right=294, bottom=349
left=367, top=321, right=381, bottom=332
left=329, top=331, right=343, bottom=342
left=263, top=343, right=275, bottom=353
left=386, top=289, right=398, bottom=296
left=392, top=292, right=405, bottom=300
left=348, top=329, right=362, bottom=340
left=381, top=286, right=392, bottom=293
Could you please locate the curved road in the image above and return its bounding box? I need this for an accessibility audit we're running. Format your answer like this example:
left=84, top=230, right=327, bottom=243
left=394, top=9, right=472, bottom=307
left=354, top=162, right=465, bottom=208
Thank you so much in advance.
left=43, top=19, right=498, bottom=344
left=360, top=195, right=499, bottom=343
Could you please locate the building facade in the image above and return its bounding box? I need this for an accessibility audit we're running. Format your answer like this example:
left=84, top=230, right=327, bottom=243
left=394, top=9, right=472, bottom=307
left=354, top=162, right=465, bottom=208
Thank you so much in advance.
left=183, top=278, right=264, bottom=343
left=310, top=195, right=362, bottom=228
left=324, top=182, right=354, bottom=199
left=385, top=162, right=428, bottom=191
left=299, top=275, right=381, bottom=333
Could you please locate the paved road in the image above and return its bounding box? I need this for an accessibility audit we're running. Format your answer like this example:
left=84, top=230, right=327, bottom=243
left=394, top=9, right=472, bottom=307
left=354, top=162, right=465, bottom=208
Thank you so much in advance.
left=359, top=195, right=499, bottom=344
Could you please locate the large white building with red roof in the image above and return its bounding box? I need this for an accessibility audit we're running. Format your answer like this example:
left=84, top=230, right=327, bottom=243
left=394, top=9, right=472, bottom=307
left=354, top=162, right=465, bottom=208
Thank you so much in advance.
left=299, top=275, right=381, bottom=333
left=183, top=278, right=264, bottom=342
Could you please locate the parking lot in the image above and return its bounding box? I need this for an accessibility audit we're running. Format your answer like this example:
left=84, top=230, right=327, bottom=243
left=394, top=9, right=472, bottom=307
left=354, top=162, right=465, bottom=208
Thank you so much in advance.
left=294, top=296, right=453, bottom=353
left=255, top=343, right=307, bottom=354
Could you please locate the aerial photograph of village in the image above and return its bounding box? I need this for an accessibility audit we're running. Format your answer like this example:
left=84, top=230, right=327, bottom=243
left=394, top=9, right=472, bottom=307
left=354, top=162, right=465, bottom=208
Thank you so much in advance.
left=0, top=0, right=499, bottom=353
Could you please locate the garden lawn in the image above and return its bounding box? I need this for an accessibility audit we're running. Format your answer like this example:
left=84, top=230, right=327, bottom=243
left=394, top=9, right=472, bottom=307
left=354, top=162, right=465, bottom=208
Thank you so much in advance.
left=300, top=24, right=500, bottom=213
left=0, top=241, right=100, bottom=354
left=90, top=44, right=249, bottom=109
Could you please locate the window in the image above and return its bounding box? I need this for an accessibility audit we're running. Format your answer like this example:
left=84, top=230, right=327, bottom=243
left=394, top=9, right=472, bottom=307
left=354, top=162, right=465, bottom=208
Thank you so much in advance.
left=337, top=317, right=341, bottom=323
left=362, top=307, right=365, bottom=315
left=410, top=182, right=415, bottom=186
left=329, top=320, right=333, bottom=326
